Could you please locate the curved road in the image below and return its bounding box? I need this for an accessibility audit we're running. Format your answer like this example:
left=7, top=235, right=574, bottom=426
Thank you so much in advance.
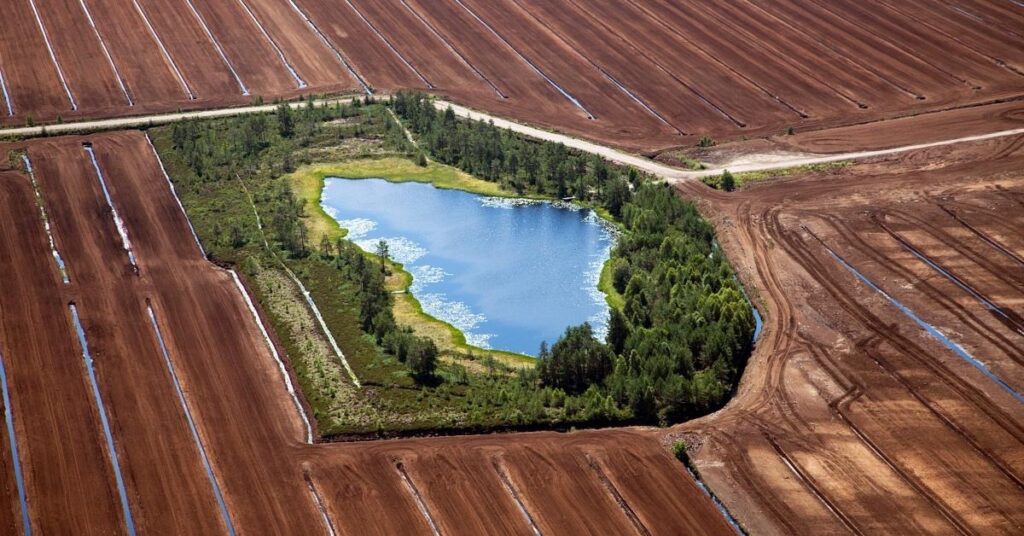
left=3, top=97, right=1023, bottom=181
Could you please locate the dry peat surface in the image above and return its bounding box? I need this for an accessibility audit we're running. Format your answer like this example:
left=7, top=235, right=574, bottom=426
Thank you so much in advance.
left=0, top=0, right=1022, bottom=534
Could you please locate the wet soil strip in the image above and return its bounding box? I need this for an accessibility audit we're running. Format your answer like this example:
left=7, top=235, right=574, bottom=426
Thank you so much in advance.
left=84, top=143, right=138, bottom=272
left=343, top=0, right=433, bottom=88
left=451, top=0, right=595, bottom=119
left=0, top=61, right=12, bottom=115
left=129, top=0, right=195, bottom=100
left=397, top=0, right=506, bottom=98
left=807, top=0, right=979, bottom=90
left=395, top=462, right=441, bottom=536
left=285, top=0, right=371, bottom=95
left=585, top=455, right=651, bottom=536
left=812, top=232, right=1024, bottom=405
left=831, top=393, right=974, bottom=535
left=22, top=155, right=69, bottom=283
left=591, top=61, right=686, bottom=135
left=491, top=459, right=542, bottom=536
left=77, top=0, right=133, bottom=106
left=180, top=0, right=249, bottom=96
left=879, top=0, right=1024, bottom=77
left=731, top=273, right=763, bottom=343
left=68, top=304, right=137, bottom=535
left=637, top=0, right=864, bottom=111
left=229, top=270, right=314, bottom=443
left=940, top=205, right=1024, bottom=268
left=146, top=303, right=236, bottom=536
left=234, top=0, right=306, bottom=89
left=879, top=221, right=1024, bottom=336
left=237, top=174, right=360, bottom=386
left=26, top=0, right=77, bottom=110
left=739, top=0, right=923, bottom=100
left=145, top=134, right=204, bottom=256
left=0, top=347, right=31, bottom=536
left=763, top=432, right=863, bottom=536
left=304, top=472, right=337, bottom=536
left=683, top=465, right=745, bottom=535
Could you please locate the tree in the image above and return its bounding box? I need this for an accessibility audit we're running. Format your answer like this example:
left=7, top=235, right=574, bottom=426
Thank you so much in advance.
left=277, top=103, right=294, bottom=138
left=375, top=239, right=390, bottom=272
left=319, top=235, right=333, bottom=258
left=538, top=323, right=614, bottom=394
left=720, top=170, right=736, bottom=192
left=606, top=308, right=630, bottom=355
left=407, top=336, right=438, bottom=381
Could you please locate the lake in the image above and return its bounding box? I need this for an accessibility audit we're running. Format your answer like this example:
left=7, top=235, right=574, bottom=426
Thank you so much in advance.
left=321, top=178, right=616, bottom=356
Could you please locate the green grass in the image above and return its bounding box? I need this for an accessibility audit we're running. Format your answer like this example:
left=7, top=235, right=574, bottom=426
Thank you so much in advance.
left=599, top=258, right=625, bottom=311
left=288, top=156, right=547, bottom=368
left=731, top=161, right=851, bottom=187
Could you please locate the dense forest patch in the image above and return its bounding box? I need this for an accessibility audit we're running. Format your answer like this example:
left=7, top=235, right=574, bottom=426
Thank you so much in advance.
left=152, top=93, right=753, bottom=437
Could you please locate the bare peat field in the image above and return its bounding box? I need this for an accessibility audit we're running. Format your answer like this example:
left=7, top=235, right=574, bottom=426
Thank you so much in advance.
left=0, top=131, right=733, bottom=534
left=0, top=0, right=1021, bottom=150
left=676, top=135, right=1024, bottom=535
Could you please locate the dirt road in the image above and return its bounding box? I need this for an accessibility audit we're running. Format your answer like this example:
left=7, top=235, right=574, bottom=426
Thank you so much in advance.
left=0, top=131, right=736, bottom=534
left=674, top=134, right=1024, bottom=534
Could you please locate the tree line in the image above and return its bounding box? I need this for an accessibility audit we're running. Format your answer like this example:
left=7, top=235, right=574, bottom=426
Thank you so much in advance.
left=393, top=92, right=754, bottom=424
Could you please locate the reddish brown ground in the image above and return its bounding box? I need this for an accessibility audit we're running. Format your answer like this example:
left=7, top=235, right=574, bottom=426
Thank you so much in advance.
left=182, top=0, right=301, bottom=97
left=0, top=131, right=735, bottom=534
left=133, top=0, right=241, bottom=100
left=0, top=171, right=125, bottom=534
left=0, top=0, right=70, bottom=119
left=31, top=0, right=127, bottom=111
left=673, top=135, right=1024, bottom=535
left=1, top=0, right=1019, bottom=153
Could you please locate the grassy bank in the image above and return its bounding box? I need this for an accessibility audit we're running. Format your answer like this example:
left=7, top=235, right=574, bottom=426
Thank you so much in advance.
left=288, top=155, right=610, bottom=367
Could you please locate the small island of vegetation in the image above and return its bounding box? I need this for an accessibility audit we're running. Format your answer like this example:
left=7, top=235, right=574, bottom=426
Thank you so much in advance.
left=151, top=92, right=754, bottom=438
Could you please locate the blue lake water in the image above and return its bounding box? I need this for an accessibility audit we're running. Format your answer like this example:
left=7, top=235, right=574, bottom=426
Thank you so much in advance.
left=321, top=178, right=616, bottom=356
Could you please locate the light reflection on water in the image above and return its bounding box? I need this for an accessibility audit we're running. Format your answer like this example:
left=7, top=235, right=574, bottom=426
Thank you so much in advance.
left=323, top=178, right=615, bottom=356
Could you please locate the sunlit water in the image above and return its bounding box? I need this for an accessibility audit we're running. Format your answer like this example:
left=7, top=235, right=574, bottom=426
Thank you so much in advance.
left=322, top=178, right=615, bottom=356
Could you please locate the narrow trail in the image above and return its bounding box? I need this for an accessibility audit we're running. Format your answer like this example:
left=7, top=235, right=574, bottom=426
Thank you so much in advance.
left=3, top=98, right=1024, bottom=184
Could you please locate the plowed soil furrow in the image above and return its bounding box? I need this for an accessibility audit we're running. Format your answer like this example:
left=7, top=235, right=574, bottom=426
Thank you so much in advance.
left=621, top=0, right=836, bottom=118
left=701, top=0, right=903, bottom=109
left=401, top=452, right=533, bottom=535
left=457, top=0, right=683, bottom=138
left=681, top=137, right=1024, bottom=534
left=350, top=0, right=490, bottom=96
left=747, top=0, right=954, bottom=100
left=516, top=0, right=791, bottom=131
left=590, top=447, right=736, bottom=535
left=305, top=459, right=434, bottom=536
left=399, top=0, right=592, bottom=140
left=181, top=0, right=296, bottom=96
left=32, top=0, right=126, bottom=110
left=83, top=0, right=186, bottom=104
left=815, top=0, right=1008, bottom=89
left=940, top=0, right=1024, bottom=38
left=0, top=174, right=124, bottom=534
left=235, top=0, right=352, bottom=89
left=818, top=213, right=1024, bottom=373
left=822, top=215, right=1024, bottom=388
left=135, top=0, right=241, bottom=99
left=500, top=448, right=638, bottom=535
left=883, top=0, right=1024, bottom=70
left=87, top=131, right=324, bottom=533
left=293, top=0, right=425, bottom=90
left=0, top=1, right=68, bottom=119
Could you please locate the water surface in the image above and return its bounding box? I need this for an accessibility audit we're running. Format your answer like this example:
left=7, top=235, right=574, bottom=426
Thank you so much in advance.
left=322, top=178, right=615, bottom=356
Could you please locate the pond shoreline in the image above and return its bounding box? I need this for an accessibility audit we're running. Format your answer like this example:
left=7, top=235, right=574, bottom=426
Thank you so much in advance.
left=289, top=156, right=620, bottom=366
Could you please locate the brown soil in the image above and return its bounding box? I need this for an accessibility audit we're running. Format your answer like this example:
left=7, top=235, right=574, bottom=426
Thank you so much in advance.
left=2, top=0, right=1019, bottom=153
left=673, top=134, right=1024, bottom=535
left=0, top=131, right=734, bottom=534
